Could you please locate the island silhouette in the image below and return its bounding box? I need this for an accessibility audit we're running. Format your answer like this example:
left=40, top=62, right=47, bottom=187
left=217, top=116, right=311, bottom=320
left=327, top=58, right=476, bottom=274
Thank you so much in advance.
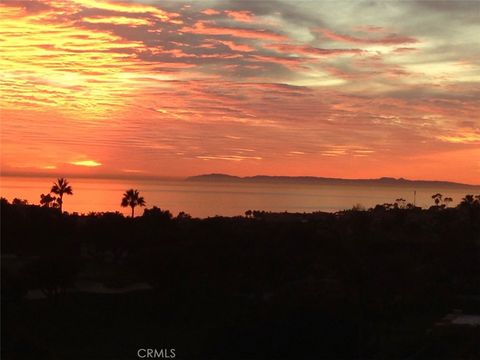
left=187, top=173, right=480, bottom=188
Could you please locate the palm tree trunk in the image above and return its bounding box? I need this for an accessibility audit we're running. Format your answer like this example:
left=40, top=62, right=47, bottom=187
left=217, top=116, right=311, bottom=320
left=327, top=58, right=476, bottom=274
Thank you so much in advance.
left=131, top=206, right=134, bottom=218
left=59, top=195, right=63, bottom=214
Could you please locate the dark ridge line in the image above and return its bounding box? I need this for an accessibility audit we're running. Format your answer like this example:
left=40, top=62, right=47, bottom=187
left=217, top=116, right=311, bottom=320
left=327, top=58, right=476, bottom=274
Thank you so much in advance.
left=186, top=173, right=480, bottom=188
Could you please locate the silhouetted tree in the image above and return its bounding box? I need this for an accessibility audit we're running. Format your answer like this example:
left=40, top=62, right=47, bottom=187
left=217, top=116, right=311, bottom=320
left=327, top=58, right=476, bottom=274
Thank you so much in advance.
left=460, top=194, right=475, bottom=206
left=121, top=189, right=145, bottom=217
left=50, top=178, right=73, bottom=213
left=176, top=211, right=192, bottom=220
left=252, top=210, right=266, bottom=219
left=394, top=198, right=406, bottom=209
left=382, top=203, right=394, bottom=210
left=40, top=193, right=56, bottom=208
left=12, top=198, right=28, bottom=205
left=458, top=195, right=480, bottom=210
left=352, top=204, right=365, bottom=211
left=143, top=206, right=172, bottom=220
left=432, top=193, right=442, bottom=206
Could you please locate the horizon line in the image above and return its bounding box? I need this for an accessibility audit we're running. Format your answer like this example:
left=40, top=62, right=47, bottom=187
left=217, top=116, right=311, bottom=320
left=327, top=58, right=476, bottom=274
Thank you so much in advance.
left=1, top=171, right=479, bottom=187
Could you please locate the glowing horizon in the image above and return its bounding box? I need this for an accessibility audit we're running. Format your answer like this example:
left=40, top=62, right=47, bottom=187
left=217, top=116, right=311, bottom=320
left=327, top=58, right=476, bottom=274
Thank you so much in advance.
left=1, top=0, right=479, bottom=184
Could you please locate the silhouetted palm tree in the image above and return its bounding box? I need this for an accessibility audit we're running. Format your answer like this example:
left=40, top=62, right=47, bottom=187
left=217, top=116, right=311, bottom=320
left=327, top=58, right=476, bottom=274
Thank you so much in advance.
left=443, top=197, right=453, bottom=207
left=50, top=178, right=73, bottom=213
left=40, top=193, right=56, bottom=208
left=121, top=189, right=146, bottom=217
left=432, top=193, right=442, bottom=206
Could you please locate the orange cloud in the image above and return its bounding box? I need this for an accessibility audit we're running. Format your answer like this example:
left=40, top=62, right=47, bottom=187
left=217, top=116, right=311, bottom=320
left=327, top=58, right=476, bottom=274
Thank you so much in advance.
left=225, top=10, right=254, bottom=23
left=354, top=25, right=386, bottom=33
left=0, top=2, right=155, bottom=118
left=70, top=0, right=175, bottom=21
left=267, top=43, right=364, bottom=57
left=438, top=133, right=480, bottom=144
left=319, top=28, right=418, bottom=45
left=197, top=155, right=262, bottom=161
left=82, top=16, right=154, bottom=26
left=249, top=55, right=304, bottom=69
left=180, top=21, right=286, bottom=41
left=201, top=9, right=221, bottom=16
left=216, top=40, right=255, bottom=52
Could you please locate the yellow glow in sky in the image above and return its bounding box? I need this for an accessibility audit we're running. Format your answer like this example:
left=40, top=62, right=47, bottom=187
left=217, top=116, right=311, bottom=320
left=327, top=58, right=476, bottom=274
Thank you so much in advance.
left=70, top=160, right=102, bottom=167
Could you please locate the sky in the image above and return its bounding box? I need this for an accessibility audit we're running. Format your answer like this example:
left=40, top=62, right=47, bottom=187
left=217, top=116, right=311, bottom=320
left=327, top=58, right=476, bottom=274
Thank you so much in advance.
left=1, top=0, right=479, bottom=184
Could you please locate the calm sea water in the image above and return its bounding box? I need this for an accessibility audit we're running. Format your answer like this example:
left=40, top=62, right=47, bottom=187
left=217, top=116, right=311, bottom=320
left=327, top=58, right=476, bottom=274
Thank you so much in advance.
left=1, top=176, right=478, bottom=218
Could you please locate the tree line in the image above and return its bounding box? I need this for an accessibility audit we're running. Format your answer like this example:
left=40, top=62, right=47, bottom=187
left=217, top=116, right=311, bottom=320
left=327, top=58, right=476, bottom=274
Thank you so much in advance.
left=15, top=177, right=480, bottom=217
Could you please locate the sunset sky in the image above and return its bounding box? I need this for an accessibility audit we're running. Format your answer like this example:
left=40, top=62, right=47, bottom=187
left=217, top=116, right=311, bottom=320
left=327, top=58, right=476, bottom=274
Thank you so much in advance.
left=1, top=0, right=479, bottom=184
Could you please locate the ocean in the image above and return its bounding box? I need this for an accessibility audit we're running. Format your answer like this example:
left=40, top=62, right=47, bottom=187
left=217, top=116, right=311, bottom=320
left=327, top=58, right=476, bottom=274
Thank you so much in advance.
left=1, top=176, right=478, bottom=218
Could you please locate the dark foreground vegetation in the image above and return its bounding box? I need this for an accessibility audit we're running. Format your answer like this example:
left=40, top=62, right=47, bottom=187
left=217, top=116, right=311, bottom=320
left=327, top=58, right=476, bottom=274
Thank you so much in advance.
left=2, top=196, right=480, bottom=359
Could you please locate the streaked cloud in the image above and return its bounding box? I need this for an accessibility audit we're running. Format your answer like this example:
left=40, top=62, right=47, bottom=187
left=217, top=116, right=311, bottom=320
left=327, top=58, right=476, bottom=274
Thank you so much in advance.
left=318, top=28, right=418, bottom=45
left=82, top=16, right=154, bottom=26
left=70, top=160, right=102, bottom=167
left=225, top=10, right=255, bottom=23
left=438, top=133, right=480, bottom=144
left=179, top=21, right=287, bottom=41
left=201, top=9, right=221, bottom=16
left=70, top=0, right=176, bottom=21
left=197, top=155, right=263, bottom=162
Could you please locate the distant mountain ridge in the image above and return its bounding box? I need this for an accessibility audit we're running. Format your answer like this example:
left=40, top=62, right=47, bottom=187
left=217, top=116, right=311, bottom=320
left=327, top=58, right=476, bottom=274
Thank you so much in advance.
left=186, top=173, right=480, bottom=188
